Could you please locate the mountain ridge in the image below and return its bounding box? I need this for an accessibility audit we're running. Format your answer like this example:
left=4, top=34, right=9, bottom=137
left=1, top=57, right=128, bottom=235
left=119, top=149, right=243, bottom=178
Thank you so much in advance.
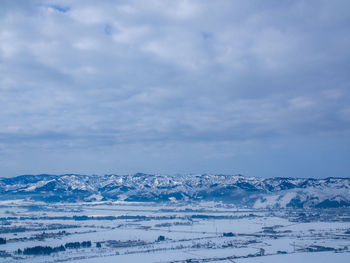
left=0, top=173, right=349, bottom=208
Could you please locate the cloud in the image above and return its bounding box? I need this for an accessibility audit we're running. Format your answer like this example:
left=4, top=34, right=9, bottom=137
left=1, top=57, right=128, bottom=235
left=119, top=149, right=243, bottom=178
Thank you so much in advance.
left=0, top=0, right=350, bottom=176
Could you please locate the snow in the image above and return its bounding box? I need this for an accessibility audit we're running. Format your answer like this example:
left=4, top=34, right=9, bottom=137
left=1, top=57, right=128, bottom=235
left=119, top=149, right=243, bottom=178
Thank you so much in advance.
left=0, top=201, right=349, bottom=263
left=0, top=174, right=349, bottom=262
left=235, top=251, right=350, bottom=263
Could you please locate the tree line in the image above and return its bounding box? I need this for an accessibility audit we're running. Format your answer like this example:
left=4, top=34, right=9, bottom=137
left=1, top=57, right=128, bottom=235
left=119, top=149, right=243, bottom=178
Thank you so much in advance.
left=19, top=241, right=92, bottom=255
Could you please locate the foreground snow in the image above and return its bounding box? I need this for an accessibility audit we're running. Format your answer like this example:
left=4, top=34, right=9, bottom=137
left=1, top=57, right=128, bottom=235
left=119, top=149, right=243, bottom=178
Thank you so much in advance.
left=0, top=201, right=349, bottom=262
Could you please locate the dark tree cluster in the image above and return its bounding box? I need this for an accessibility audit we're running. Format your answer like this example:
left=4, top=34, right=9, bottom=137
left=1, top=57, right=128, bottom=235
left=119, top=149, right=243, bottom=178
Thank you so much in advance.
left=0, top=250, right=11, bottom=258
left=0, top=238, right=6, bottom=244
left=157, top=235, right=165, bottom=242
left=21, top=240, right=92, bottom=255
left=65, top=241, right=91, bottom=249
left=23, top=245, right=65, bottom=255
left=223, top=232, right=235, bottom=237
left=81, top=241, right=92, bottom=248
left=73, top=215, right=117, bottom=221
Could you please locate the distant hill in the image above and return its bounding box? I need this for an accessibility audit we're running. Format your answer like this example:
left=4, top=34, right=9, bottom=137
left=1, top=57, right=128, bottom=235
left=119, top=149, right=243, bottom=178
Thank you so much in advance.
left=1, top=173, right=349, bottom=208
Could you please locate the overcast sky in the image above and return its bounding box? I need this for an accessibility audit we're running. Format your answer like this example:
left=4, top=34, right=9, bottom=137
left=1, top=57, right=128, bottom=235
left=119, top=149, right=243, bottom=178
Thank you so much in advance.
left=0, top=0, right=350, bottom=178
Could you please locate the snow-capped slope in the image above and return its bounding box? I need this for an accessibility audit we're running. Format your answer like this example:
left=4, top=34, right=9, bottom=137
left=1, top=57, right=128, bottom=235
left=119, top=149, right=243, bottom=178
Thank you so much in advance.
left=0, top=173, right=349, bottom=208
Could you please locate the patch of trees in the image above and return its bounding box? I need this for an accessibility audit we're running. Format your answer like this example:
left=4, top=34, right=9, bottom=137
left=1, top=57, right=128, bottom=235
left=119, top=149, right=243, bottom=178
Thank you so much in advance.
left=21, top=241, right=92, bottom=255
left=65, top=241, right=91, bottom=249
left=155, top=222, right=172, bottom=227
left=73, top=215, right=117, bottom=221
left=0, top=226, right=26, bottom=234
left=277, top=250, right=287, bottom=254
left=34, top=230, right=67, bottom=240
left=23, top=245, right=65, bottom=255
left=0, top=238, right=6, bottom=244
left=0, top=250, right=11, bottom=258
left=301, top=245, right=334, bottom=252
left=81, top=241, right=92, bottom=248
left=157, top=235, right=165, bottom=242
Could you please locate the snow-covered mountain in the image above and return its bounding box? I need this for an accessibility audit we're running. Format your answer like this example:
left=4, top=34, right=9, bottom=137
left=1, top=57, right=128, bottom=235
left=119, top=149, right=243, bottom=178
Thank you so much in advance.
left=0, top=173, right=349, bottom=208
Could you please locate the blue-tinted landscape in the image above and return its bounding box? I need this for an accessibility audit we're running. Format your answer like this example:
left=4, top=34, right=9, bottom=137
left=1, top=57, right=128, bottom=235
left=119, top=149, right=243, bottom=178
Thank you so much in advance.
left=1, top=0, right=350, bottom=262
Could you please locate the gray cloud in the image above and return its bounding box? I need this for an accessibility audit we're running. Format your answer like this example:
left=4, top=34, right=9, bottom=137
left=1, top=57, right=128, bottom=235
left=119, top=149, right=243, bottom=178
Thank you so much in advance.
left=0, top=0, right=350, bottom=177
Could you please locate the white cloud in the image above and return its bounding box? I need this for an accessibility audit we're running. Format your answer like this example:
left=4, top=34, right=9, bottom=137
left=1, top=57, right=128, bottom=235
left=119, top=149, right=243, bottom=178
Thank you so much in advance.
left=73, top=38, right=99, bottom=50
left=0, top=0, right=350, bottom=176
left=112, top=23, right=150, bottom=44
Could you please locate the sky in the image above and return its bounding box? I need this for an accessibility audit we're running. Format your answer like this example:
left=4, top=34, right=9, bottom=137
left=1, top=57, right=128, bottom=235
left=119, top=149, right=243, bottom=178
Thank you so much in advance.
left=0, top=0, right=350, bottom=178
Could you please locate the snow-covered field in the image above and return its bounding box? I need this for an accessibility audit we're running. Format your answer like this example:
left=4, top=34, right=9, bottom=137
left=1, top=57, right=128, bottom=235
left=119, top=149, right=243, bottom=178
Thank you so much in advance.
left=0, top=201, right=349, bottom=262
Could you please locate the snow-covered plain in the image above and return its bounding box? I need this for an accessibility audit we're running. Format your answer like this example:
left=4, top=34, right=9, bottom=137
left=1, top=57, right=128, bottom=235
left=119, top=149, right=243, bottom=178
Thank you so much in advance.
left=0, top=201, right=349, bottom=262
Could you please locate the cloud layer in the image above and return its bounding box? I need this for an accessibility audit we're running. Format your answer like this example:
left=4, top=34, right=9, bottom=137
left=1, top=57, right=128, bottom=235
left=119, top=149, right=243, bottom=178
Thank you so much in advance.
left=1, top=0, right=350, bottom=177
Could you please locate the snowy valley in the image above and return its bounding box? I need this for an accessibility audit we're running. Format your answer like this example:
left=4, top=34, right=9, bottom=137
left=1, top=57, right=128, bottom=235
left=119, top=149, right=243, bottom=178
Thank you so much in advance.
left=0, top=174, right=349, bottom=262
